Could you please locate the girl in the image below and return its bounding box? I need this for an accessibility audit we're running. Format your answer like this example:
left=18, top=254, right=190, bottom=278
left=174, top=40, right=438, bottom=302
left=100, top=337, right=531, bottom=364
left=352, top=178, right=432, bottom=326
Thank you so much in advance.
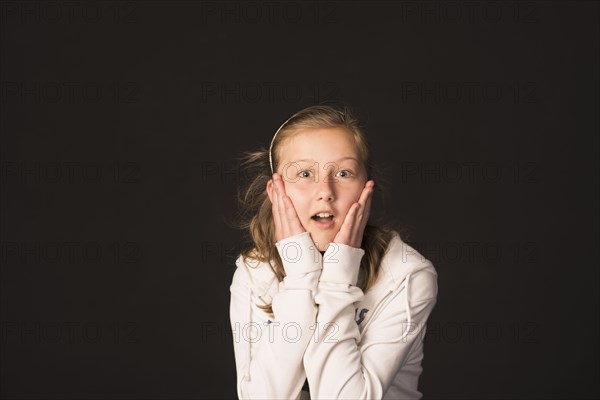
left=229, top=104, right=438, bottom=399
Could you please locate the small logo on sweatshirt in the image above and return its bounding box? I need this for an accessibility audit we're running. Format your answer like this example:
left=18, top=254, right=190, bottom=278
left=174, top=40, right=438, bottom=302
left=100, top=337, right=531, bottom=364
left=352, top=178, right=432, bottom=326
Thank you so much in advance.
left=356, top=308, right=369, bottom=325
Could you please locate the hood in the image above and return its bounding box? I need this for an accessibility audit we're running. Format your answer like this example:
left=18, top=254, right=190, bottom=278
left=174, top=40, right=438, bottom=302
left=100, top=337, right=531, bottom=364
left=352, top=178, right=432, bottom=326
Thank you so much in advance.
left=354, top=232, right=437, bottom=344
left=380, top=232, right=436, bottom=291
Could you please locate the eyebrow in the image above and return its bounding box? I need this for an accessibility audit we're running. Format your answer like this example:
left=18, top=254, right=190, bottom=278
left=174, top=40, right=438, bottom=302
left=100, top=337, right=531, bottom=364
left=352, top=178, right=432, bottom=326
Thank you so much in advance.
left=291, top=157, right=359, bottom=163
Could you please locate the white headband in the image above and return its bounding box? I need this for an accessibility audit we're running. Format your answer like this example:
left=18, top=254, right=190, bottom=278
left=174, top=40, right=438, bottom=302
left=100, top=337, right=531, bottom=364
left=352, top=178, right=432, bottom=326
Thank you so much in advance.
left=268, top=114, right=297, bottom=175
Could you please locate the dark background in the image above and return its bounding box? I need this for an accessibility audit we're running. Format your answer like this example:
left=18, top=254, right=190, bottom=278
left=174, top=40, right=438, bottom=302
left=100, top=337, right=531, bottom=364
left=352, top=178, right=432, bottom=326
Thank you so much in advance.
left=1, top=1, right=598, bottom=399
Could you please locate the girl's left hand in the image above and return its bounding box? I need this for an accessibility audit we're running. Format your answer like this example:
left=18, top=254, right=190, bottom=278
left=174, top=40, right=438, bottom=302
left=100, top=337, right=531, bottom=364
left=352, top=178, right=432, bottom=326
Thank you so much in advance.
left=332, top=180, right=375, bottom=248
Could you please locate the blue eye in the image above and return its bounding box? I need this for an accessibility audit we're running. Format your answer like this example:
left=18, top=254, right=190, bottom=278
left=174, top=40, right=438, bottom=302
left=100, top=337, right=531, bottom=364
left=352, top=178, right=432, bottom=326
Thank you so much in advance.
left=297, top=169, right=353, bottom=179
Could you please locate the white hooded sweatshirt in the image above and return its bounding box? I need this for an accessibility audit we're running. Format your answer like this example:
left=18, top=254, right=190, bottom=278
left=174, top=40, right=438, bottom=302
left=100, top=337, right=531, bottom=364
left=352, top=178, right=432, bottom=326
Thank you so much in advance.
left=229, top=230, right=438, bottom=399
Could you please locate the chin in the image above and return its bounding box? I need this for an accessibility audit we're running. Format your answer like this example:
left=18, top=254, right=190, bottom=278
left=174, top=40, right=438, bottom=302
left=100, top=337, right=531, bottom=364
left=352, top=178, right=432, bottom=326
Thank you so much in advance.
left=312, top=234, right=334, bottom=251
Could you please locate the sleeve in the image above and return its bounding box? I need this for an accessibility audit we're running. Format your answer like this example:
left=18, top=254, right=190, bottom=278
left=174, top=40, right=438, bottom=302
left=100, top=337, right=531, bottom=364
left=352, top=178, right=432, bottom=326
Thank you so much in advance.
left=229, top=231, right=323, bottom=399
left=302, top=242, right=438, bottom=399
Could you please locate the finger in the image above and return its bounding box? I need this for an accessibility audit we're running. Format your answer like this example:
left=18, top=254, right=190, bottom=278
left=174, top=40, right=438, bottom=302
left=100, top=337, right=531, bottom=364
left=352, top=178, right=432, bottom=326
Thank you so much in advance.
left=270, top=176, right=282, bottom=241
left=277, top=174, right=305, bottom=236
left=275, top=174, right=289, bottom=239
left=282, top=194, right=305, bottom=234
left=333, top=202, right=356, bottom=245
left=362, top=182, right=374, bottom=222
left=270, top=173, right=308, bottom=241
left=341, top=202, right=360, bottom=242
left=357, top=180, right=373, bottom=208
left=275, top=173, right=296, bottom=239
left=353, top=182, right=373, bottom=238
left=358, top=181, right=373, bottom=224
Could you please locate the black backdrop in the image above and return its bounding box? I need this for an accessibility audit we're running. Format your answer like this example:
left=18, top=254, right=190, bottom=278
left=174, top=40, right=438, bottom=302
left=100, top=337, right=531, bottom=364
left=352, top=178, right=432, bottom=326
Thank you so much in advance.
left=1, top=1, right=598, bottom=399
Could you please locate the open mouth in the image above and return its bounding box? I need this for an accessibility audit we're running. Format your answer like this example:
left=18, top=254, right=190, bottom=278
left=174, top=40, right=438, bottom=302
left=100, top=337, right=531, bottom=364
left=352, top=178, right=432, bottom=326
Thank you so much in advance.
left=311, top=212, right=335, bottom=223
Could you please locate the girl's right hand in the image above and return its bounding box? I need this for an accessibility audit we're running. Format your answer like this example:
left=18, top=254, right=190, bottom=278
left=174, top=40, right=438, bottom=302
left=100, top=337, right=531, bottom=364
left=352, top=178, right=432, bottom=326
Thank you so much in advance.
left=267, top=172, right=306, bottom=243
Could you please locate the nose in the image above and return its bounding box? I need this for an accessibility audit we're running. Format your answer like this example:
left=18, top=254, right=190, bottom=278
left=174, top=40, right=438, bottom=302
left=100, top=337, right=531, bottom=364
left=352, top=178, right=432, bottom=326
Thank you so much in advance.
left=316, top=173, right=335, bottom=201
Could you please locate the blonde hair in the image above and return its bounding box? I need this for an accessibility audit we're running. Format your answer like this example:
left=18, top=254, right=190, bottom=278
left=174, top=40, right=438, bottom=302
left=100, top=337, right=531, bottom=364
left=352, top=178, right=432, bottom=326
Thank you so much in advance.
left=230, top=103, right=402, bottom=317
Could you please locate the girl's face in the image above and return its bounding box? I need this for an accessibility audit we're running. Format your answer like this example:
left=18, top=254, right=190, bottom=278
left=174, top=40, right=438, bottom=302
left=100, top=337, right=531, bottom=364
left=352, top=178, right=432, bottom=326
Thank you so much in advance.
left=271, top=127, right=368, bottom=252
